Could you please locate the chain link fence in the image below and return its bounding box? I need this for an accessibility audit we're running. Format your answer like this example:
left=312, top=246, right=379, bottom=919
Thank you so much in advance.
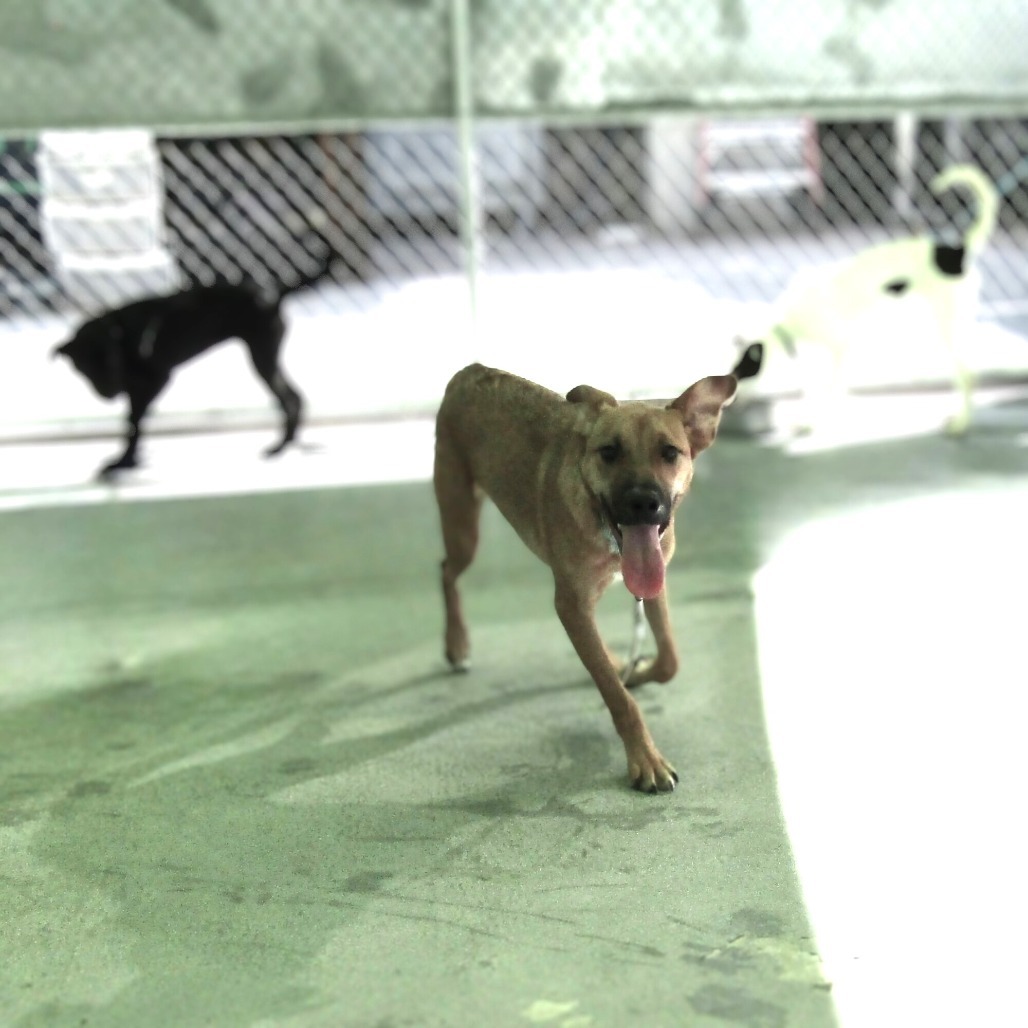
left=2, top=1, right=1027, bottom=424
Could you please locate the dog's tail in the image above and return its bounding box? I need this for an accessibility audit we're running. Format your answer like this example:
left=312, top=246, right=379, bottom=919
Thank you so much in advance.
left=930, top=164, right=1000, bottom=255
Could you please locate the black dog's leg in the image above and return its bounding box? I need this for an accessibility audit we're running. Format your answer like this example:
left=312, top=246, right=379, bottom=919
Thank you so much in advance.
left=246, top=319, right=304, bottom=458
left=99, top=371, right=169, bottom=480
left=263, top=374, right=304, bottom=457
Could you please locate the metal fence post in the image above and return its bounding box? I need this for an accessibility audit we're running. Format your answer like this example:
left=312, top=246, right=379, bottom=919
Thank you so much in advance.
left=450, top=0, right=482, bottom=336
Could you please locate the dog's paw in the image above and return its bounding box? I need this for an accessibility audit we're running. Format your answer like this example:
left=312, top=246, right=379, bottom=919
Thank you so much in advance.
left=97, top=458, right=137, bottom=481
left=629, top=751, right=679, bottom=794
left=621, top=656, right=675, bottom=689
left=444, top=625, right=470, bottom=671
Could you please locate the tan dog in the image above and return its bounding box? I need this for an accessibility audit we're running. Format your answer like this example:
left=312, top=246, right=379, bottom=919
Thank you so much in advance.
left=434, top=363, right=738, bottom=793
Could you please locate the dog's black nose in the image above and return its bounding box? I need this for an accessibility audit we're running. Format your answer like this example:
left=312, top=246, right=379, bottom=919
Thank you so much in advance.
left=615, top=485, right=669, bottom=526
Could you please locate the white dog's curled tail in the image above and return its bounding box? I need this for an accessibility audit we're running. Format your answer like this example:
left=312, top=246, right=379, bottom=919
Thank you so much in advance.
left=930, top=164, right=1000, bottom=254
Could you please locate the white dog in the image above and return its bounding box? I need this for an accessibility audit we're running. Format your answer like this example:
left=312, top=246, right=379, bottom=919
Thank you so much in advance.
left=732, top=164, right=1000, bottom=435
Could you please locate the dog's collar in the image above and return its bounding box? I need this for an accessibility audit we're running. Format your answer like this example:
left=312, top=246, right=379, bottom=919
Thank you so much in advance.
left=596, top=497, right=622, bottom=556
left=138, top=317, right=161, bottom=359
left=772, top=324, right=797, bottom=358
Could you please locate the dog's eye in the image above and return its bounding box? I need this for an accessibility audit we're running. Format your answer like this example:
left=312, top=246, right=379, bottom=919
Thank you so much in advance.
left=597, top=443, right=621, bottom=464
left=661, top=444, right=681, bottom=464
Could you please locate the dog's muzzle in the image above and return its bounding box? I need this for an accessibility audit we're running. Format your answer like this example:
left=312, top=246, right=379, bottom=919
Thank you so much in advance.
left=603, top=484, right=672, bottom=601
left=611, top=484, right=670, bottom=532
left=601, top=483, right=672, bottom=555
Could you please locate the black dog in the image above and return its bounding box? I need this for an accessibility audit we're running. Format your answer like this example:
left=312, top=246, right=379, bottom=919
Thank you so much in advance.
left=53, top=255, right=333, bottom=479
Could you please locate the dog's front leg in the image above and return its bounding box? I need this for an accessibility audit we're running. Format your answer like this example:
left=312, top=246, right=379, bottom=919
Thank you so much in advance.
left=623, top=588, right=679, bottom=689
left=795, top=342, right=846, bottom=437
left=98, top=373, right=168, bottom=480
left=99, top=426, right=142, bottom=480
left=554, top=579, right=678, bottom=793
left=939, top=290, right=974, bottom=436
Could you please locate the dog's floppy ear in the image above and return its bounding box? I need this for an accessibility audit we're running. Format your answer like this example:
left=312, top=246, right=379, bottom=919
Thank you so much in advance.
left=669, top=374, right=738, bottom=455
left=566, top=384, right=618, bottom=409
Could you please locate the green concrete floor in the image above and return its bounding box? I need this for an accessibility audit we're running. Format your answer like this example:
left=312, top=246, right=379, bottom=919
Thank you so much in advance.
left=2, top=401, right=1026, bottom=1028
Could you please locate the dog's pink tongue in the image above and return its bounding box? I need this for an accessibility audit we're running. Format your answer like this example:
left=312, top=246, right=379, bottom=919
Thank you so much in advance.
left=621, top=524, right=665, bottom=600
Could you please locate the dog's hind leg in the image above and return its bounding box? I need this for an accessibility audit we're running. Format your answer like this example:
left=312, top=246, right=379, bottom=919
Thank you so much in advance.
left=247, top=319, right=304, bottom=457
left=434, top=428, right=483, bottom=670
left=260, top=369, right=304, bottom=457
left=99, top=371, right=168, bottom=480
left=937, top=286, right=976, bottom=436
